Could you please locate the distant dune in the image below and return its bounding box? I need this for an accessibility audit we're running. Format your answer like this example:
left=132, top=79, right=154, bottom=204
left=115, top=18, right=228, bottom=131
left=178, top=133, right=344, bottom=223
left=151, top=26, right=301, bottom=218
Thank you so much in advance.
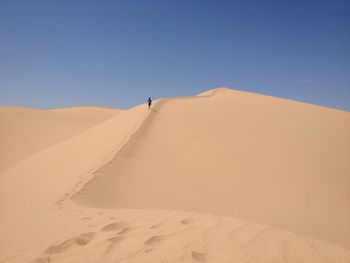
left=0, top=106, right=122, bottom=172
left=50, top=106, right=124, bottom=123
left=1, top=88, right=349, bottom=262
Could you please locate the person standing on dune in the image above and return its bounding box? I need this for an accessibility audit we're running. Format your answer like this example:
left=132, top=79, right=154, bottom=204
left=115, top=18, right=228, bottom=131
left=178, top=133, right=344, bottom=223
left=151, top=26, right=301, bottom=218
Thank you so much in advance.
left=147, top=97, right=152, bottom=110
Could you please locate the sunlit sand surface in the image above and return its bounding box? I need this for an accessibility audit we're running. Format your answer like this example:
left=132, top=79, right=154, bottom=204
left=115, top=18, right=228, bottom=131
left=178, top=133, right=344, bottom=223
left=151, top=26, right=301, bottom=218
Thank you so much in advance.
left=1, top=88, right=349, bottom=262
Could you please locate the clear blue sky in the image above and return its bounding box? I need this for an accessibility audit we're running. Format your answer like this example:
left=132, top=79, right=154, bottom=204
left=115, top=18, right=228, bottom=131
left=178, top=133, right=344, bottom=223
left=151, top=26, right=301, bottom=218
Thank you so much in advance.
left=0, top=0, right=349, bottom=110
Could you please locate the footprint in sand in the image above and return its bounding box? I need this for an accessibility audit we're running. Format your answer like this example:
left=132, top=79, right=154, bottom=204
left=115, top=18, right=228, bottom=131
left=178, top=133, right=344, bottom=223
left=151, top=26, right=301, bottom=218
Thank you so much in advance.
left=101, top=222, right=125, bottom=232
left=107, top=236, right=125, bottom=243
left=191, top=251, right=207, bottom=262
left=54, top=194, right=70, bottom=206
left=117, top=227, right=133, bottom=235
left=31, top=257, right=49, bottom=263
left=144, top=235, right=166, bottom=247
left=150, top=222, right=164, bottom=229
left=180, top=217, right=196, bottom=225
left=44, top=232, right=95, bottom=255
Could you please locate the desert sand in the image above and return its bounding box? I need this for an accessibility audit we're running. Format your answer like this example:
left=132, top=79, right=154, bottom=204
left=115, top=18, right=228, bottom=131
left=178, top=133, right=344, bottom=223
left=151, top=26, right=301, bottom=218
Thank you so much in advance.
left=0, top=88, right=349, bottom=262
left=0, top=106, right=122, bottom=173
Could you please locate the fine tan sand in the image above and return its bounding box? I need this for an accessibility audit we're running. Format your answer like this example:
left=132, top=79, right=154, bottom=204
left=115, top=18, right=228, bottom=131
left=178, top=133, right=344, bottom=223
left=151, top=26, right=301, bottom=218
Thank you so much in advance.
left=50, top=106, right=123, bottom=123
left=0, top=106, right=122, bottom=172
left=0, top=88, right=349, bottom=263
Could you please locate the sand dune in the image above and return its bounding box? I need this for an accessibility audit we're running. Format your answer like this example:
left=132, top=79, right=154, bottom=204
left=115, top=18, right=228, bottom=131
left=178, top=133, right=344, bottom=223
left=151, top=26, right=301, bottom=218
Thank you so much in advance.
left=0, top=106, right=122, bottom=172
left=50, top=106, right=124, bottom=123
left=1, top=88, right=349, bottom=262
left=74, top=88, right=350, bottom=247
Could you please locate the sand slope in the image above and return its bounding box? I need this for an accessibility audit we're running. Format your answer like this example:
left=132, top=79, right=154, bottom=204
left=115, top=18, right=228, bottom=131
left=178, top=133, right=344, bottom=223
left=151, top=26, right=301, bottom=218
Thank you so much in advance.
left=0, top=106, right=122, bottom=172
left=1, top=88, right=349, bottom=262
left=73, top=88, right=350, bottom=248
